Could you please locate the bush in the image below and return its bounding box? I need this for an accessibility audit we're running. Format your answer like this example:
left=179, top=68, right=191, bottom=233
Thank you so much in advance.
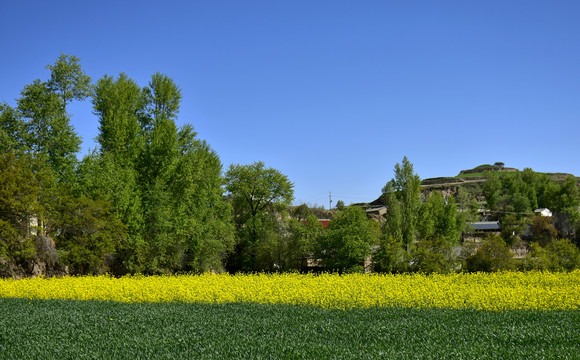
left=519, top=242, right=552, bottom=271
left=463, top=234, right=515, bottom=272
left=411, top=237, right=456, bottom=274
left=372, top=235, right=410, bottom=273
left=545, top=239, right=580, bottom=271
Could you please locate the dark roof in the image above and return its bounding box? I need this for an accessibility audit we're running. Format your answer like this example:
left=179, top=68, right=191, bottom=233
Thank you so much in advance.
left=469, top=221, right=500, bottom=231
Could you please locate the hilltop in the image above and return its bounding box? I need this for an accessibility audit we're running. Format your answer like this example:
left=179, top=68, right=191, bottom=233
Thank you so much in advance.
left=369, top=163, right=579, bottom=206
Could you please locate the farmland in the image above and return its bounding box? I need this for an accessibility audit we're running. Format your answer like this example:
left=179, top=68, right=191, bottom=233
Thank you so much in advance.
left=1, top=299, right=579, bottom=359
left=1, top=271, right=580, bottom=310
left=1, top=272, right=579, bottom=359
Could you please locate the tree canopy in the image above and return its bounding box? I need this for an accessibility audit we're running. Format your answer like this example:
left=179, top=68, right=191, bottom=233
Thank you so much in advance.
left=1, top=55, right=579, bottom=277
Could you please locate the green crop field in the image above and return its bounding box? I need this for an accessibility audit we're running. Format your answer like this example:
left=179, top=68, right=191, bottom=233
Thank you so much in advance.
left=1, top=298, right=579, bottom=359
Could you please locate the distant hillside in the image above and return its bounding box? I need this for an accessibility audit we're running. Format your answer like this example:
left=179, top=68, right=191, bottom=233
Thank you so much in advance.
left=369, top=164, right=579, bottom=206
left=422, top=164, right=578, bottom=187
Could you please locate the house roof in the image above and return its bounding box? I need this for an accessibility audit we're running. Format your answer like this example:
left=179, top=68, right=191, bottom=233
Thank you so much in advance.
left=469, top=221, right=500, bottom=231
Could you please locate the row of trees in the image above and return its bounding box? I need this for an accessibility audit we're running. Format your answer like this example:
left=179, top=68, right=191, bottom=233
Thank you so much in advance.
left=483, top=169, right=579, bottom=243
left=1, top=54, right=579, bottom=276
left=1, top=55, right=237, bottom=276
left=372, top=157, right=580, bottom=273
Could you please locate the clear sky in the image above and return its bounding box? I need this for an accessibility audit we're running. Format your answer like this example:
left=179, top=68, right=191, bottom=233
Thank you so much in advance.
left=1, top=1, right=579, bottom=207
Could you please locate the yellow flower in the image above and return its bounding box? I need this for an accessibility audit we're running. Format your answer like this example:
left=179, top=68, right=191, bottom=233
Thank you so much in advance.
left=0, top=271, right=578, bottom=311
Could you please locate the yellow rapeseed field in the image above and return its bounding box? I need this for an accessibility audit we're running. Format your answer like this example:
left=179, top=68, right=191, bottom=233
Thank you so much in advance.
left=1, top=271, right=579, bottom=310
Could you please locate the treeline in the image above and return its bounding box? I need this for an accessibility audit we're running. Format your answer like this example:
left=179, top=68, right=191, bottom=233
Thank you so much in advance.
left=1, top=55, right=579, bottom=277
left=373, top=157, right=580, bottom=273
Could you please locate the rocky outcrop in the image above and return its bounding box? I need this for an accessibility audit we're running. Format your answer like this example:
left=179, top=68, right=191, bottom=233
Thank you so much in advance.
left=0, top=235, right=68, bottom=278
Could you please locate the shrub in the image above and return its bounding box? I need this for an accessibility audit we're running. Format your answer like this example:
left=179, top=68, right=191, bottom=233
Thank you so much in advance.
left=411, top=237, right=456, bottom=274
left=463, top=234, right=515, bottom=272
left=372, top=235, right=410, bottom=274
left=545, top=238, right=580, bottom=271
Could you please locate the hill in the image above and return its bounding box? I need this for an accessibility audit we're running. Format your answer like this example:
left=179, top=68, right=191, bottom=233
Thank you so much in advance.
left=369, top=164, right=579, bottom=206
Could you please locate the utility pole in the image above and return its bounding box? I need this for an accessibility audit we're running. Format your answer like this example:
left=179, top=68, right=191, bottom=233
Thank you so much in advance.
left=329, top=191, right=332, bottom=210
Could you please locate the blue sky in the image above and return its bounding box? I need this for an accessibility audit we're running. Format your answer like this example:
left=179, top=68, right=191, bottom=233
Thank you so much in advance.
left=1, top=1, right=579, bottom=206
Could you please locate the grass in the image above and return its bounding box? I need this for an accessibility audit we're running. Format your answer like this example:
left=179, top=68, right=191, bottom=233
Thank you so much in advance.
left=1, top=298, right=579, bottom=359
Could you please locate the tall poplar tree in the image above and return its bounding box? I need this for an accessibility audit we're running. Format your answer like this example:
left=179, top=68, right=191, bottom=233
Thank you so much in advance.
left=88, top=72, right=234, bottom=274
left=15, top=54, right=89, bottom=183
left=382, top=156, right=421, bottom=248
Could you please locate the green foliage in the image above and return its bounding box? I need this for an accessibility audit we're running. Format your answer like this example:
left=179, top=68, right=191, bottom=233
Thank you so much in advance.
left=519, top=242, right=553, bottom=271
left=45, top=53, right=92, bottom=108
left=481, top=168, right=579, bottom=244
left=382, top=186, right=403, bottom=242
left=0, top=149, right=127, bottom=276
left=483, top=169, right=578, bottom=220
left=411, top=237, right=457, bottom=274
left=382, top=156, right=421, bottom=247
left=285, top=214, right=324, bottom=271
left=0, top=103, right=26, bottom=153
left=373, top=235, right=410, bottom=273
left=454, top=187, right=480, bottom=224
left=482, top=172, right=502, bottom=210
left=500, top=214, right=529, bottom=246
left=521, top=239, right=580, bottom=271
left=7, top=54, right=90, bottom=184
left=291, top=203, right=312, bottom=221
left=463, top=234, right=515, bottom=272
left=16, top=79, right=81, bottom=183
left=225, top=161, right=294, bottom=272
left=141, top=72, right=182, bottom=128
left=316, top=206, right=377, bottom=273
left=92, top=73, right=144, bottom=162
left=52, top=193, right=126, bottom=275
left=418, top=191, right=460, bottom=244
left=0, top=153, right=52, bottom=264
left=530, top=216, right=558, bottom=246
left=544, top=239, right=580, bottom=271
left=86, top=72, right=235, bottom=274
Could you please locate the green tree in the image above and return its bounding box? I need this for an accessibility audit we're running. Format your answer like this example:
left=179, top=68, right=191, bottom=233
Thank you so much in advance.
left=225, top=161, right=294, bottom=272
left=45, top=53, right=92, bottom=110
left=92, top=73, right=144, bottom=163
left=463, top=234, right=515, bottom=272
left=530, top=216, right=558, bottom=246
left=482, top=171, right=502, bottom=213
left=382, top=156, right=421, bottom=248
left=500, top=214, right=529, bottom=246
left=291, top=203, right=312, bottom=221
left=373, top=235, right=409, bottom=273
left=411, top=237, right=456, bottom=274
left=545, top=238, right=580, bottom=271
left=417, top=191, right=460, bottom=244
left=76, top=152, right=145, bottom=273
left=454, top=187, right=479, bottom=224
left=0, top=153, right=50, bottom=266
left=141, top=72, right=182, bottom=131
left=14, top=54, right=90, bottom=183
left=88, top=72, right=235, bottom=274
left=551, top=176, right=580, bottom=238
left=51, top=193, right=126, bottom=275
left=0, top=103, right=26, bottom=153
left=17, top=79, right=81, bottom=182
left=167, top=134, right=235, bottom=273
left=286, top=213, right=325, bottom=271
left=316, top=206, right=377, bottom=273
left=520, top=242, right=552, bottom=271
